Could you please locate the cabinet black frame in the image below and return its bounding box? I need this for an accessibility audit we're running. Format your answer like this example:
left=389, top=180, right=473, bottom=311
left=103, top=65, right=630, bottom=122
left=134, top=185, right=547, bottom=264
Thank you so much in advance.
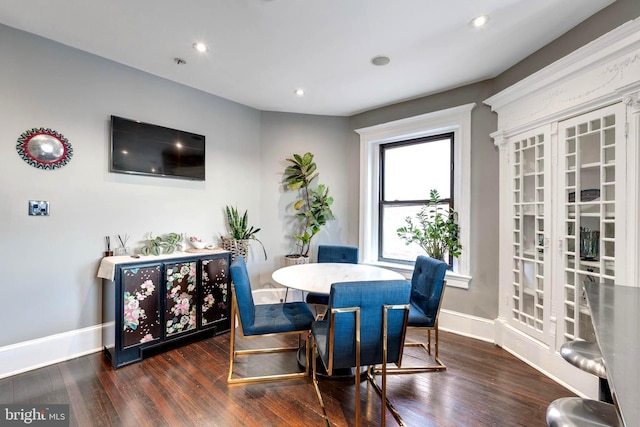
left=102, top=252, right=231, bottom=368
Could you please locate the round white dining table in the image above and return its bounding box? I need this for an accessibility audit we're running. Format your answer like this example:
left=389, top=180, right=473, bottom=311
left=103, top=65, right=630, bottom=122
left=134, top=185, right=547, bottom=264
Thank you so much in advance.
left=272, top=262, right=406, bottom=295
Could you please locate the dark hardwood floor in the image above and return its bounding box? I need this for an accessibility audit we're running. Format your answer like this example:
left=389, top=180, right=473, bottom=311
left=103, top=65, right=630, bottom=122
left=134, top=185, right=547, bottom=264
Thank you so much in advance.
left=0, top=330, right=573, bottom=426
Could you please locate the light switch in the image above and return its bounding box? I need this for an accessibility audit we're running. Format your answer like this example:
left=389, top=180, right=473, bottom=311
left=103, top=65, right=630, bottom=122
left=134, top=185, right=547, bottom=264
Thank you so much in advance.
left=29, top=200, right=49, bottom=216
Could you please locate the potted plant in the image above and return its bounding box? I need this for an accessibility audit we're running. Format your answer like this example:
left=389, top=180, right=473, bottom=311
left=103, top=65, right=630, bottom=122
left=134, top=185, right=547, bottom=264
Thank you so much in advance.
left=396, top=189, right=462, bottom=262
left=221, top=205, right=267, bottom=260
left=140, top=232, right=181, bottom=256
left=283, top=152, right=335, bottom=263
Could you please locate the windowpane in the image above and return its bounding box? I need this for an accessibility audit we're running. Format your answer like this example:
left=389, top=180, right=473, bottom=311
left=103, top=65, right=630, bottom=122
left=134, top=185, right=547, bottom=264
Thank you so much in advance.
left=381, top=205, right=424, bottom=261
left=382, top=203, right=453, bottom=262
left=383, top=137, right=451, bottom=201
left=380, top=133, right=454, bottom=264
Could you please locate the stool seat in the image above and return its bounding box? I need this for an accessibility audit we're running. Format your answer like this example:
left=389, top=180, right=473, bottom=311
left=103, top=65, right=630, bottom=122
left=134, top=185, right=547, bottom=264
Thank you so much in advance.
left=560, top=341, right=606, bottom=379
left=546, top=398, right=621, bottom=427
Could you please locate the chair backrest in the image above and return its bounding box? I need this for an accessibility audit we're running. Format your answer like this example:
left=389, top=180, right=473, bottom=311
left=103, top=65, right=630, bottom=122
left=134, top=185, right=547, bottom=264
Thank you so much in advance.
left=230, top=257, right=255, bottom=327
left=326, top=280, right=410, bottom=369
left=317, top=245, right=359, bottom=264
left=410, top=255, right=448, bottom=326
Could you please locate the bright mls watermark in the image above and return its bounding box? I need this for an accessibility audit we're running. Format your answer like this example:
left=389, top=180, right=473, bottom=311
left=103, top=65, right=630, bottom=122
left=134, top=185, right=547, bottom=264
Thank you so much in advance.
left=0, top=405, right=69, bottom=426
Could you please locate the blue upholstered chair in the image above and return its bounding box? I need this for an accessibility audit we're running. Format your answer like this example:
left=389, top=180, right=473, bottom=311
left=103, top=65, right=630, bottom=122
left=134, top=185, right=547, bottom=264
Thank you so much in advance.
left=311, top=280, right=411, bottom=427
left=385, top=255, right=448, bottom=374
left=228, top=257, right=315, bottom=384
left=306, top=244, right=359, bottom=307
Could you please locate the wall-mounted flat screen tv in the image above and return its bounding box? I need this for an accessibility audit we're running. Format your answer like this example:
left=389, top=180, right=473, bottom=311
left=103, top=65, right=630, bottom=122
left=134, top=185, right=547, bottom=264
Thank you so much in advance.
left=110, top=115, right=205, bottom=181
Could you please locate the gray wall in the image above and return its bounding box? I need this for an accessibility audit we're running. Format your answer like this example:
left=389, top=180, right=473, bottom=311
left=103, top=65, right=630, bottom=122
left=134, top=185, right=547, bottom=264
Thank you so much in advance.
left=349, top=83, right=499, bottom=318
left=257, top=111, right=353, bottom=283
left=494, top=0, right=640, bottom=92
left=0, top=23, right=355, bottom=349
left=0, top=0, right=638, bottom=350
left=348, top=0, right=640, bottom=319
left=0, top=25, right=262, bottom=347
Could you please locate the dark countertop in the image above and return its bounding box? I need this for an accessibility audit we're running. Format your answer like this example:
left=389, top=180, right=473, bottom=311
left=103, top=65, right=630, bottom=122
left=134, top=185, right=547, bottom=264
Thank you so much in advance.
left=584, top=282, right=640, bottom=427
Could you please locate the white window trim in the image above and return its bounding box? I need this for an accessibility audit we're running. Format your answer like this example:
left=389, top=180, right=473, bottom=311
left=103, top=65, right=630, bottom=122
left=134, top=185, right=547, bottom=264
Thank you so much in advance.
left=355, top=103, right=475, bottom=289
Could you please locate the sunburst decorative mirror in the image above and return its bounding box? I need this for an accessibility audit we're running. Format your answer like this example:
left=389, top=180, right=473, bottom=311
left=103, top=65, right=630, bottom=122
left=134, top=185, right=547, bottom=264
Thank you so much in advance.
left=16, top=128, right=73, bottom=170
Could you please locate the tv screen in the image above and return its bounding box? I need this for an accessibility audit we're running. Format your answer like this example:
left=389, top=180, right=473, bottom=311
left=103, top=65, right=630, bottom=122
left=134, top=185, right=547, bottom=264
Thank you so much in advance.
left=110, top=115, right=205, bottom=181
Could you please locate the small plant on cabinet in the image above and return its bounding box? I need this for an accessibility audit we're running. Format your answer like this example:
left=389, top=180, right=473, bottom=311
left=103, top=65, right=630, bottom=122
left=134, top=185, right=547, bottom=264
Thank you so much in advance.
left=223, top=205, right=267, bottom=260
left=140, top=232, right=181, bottom=256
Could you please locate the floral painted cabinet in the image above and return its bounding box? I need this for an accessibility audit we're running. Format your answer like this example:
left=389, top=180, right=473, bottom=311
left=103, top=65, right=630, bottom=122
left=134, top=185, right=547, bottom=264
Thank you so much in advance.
left=200, top=257, right=229, bottom=328
left=165, top=261, right=198, bottom=337
left=102, top=251, right=231, bottom=368
left=122, top=265, right=162, bottom=348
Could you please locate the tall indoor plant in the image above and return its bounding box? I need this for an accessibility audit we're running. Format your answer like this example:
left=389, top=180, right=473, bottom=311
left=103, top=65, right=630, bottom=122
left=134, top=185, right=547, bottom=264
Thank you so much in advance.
left=283, top=152, right=334, bottom=259
left=397, top=189, right=462, bottom=261
left=222, top=205, right=267, bottom=260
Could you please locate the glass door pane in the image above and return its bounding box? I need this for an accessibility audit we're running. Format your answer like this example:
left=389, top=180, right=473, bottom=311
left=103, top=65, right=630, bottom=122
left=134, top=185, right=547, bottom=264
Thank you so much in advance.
left=558, top=103, right=624, bottom=343
left=511, top=131, right=546, bottom=340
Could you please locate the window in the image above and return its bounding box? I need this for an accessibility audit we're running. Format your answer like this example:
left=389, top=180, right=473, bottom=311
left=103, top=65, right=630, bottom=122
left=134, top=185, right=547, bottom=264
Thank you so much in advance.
left=356, top=103, right=474, bottom=289
left=379, top=133, right=454, bottom=264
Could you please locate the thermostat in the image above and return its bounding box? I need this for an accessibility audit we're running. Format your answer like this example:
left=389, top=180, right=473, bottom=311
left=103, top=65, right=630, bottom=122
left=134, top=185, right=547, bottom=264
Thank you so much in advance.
left=29, top=200, right=49, bottom=216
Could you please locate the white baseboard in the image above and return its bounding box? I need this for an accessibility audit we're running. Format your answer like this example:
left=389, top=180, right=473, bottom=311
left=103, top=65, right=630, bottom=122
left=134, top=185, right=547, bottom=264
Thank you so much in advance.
left=494, top=321, right=598, bottom=399
left=0, top=303, right=497, bottom=379
left=0, top=305, right=599, bottom=398
left=437, top=309, right=597, bottom=398
left=0, top=325, right=103, bottom=379
left=438, top=308, right=495, bottom=343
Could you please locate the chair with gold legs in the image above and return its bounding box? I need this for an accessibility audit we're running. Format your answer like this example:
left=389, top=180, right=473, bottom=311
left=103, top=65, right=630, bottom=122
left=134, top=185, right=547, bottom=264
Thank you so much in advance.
left=310, top=280, right=411, bottom=427
left=228, top=256, right=315, bottom=384
left=382, top=255, right=448, bottom=374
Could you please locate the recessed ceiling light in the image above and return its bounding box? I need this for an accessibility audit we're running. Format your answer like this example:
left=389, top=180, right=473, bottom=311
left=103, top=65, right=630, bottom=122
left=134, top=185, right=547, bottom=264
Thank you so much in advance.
left=470, top=15, right=490, bottom=28
left=294, top=89, right=305, bottom=96
left=193, top=42, right=208, bottom=53
left=371, top=55, right=391, bottom=66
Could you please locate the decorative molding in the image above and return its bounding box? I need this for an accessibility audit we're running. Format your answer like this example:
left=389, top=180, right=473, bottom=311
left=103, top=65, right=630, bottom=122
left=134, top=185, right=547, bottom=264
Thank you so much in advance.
left=484, top=17, right=640, bottom=400
left=485, top=17, right=640, bottom=134
left=0, top=325, right=103, bottom=379
left=490, top=130, right=507, bottom=150
left=624, top=90, right=640, bottom=113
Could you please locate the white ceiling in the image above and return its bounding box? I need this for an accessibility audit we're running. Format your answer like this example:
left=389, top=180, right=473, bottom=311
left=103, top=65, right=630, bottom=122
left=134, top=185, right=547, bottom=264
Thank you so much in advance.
left=0, top=0, right=615, bottom=116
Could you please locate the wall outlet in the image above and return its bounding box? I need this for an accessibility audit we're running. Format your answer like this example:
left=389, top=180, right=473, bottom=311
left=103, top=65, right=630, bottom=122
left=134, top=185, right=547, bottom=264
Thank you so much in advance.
left=29, top=200, right=49, bottom=216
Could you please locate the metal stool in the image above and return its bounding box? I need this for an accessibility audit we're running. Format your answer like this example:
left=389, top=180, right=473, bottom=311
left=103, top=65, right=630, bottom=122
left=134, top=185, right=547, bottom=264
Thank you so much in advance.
left=546, top=398, right=621, bottom=427
left=560, top=340, right=612, bottom=403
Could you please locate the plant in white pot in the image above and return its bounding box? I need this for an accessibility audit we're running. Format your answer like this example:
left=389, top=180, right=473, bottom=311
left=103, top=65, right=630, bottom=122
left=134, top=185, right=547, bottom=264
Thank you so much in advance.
left=283, top=152, right=335, bottom=264
left=222, top=205, right=267, bottom=261
left=396, top=189, right=462, bottom=262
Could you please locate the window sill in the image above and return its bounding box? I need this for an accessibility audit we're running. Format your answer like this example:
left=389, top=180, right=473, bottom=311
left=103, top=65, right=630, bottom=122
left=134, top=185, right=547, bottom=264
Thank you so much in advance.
left=362, top=260, right=471, bottom=289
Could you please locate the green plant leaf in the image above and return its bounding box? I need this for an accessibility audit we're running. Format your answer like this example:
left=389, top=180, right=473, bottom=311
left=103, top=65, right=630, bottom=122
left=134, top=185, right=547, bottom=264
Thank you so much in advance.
left=396, top=188, right=462, bottom=261
left=287, top=181, right=303, bottom=191
left=283, top=152, right=335, bottom=256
